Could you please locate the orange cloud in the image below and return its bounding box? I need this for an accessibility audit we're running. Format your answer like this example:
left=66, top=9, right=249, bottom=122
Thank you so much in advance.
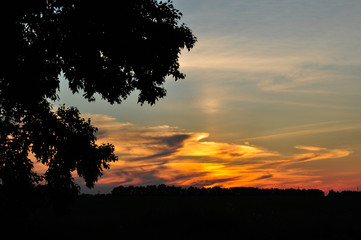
left=76, top=114, right=355, bottom=192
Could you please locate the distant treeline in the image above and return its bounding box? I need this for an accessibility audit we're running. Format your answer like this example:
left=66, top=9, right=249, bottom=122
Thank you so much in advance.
left=328, top=189, right=361, bottom=197
left=111, top=184, right=326, bottom=197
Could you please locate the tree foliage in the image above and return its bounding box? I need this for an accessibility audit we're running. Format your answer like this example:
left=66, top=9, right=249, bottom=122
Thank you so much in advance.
left=0, top=0, right=196, bottom=195
left=1, top=0, right=196, bottom=107
left=27, top=105, right=117, bottom=189
left=0, top=103, right=117, bottom=195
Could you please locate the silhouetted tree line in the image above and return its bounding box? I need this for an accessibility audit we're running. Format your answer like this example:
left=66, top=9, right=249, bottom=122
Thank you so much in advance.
left=111, top=184, right=325, bottom=197
left=328, top=189, right=361, bottom=198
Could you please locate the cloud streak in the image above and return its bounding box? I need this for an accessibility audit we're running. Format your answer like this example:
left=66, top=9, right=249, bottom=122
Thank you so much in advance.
left=241, top=122, right=361, bottom=141
left=79, top=114, right=352, bottom=191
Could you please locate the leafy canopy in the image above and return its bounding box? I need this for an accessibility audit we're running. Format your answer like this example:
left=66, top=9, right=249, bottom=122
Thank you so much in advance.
left=0, top=0, right=196, bottom=193
left=1, top=0, right=196, bottom=107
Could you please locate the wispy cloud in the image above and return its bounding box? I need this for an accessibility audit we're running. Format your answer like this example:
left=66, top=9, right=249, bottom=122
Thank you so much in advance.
left=241, top=121, right=361, bottom=141
left=79, top=114, right=352, bottom=191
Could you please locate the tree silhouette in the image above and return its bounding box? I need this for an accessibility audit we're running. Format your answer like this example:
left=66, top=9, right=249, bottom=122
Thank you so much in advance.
left=1, top=103, right=117, bottom=200
left=0, top=0, right=196, bottom=196
left=0, top=117, right=42, bottom=193
left=2, top=0, right=196, bottom=107
left=27, top=105, right=117, bottom=189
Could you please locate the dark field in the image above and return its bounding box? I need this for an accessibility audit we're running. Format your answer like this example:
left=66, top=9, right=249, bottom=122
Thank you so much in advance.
left=2, top=192, right=361, bottom=240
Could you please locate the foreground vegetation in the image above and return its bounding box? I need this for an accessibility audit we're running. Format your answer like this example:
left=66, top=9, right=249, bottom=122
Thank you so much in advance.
left=1, top=185, right=361, bottom=239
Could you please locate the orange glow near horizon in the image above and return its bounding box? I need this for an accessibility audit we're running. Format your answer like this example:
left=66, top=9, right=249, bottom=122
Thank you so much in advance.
left=28, top=114, right=359, bottom=193
left=75, top=114, right=359, bottom=192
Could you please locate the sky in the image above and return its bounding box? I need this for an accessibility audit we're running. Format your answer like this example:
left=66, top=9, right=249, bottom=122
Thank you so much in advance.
left=50, top=0, right=361, bottom=193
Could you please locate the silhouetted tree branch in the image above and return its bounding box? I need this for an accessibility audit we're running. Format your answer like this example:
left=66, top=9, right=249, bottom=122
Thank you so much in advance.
left=2, top=0, right=196, bottom=107
left=0, top=0, right=196, bottom=198
left=26, top=105, right=117, bottom=189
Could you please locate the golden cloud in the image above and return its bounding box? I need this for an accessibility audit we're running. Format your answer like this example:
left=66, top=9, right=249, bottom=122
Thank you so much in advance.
left=81, top=114, right=353, bottom=191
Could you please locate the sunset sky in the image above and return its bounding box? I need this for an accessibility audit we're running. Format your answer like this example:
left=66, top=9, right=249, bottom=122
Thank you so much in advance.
left=52, top=0, right=361, bottom=193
